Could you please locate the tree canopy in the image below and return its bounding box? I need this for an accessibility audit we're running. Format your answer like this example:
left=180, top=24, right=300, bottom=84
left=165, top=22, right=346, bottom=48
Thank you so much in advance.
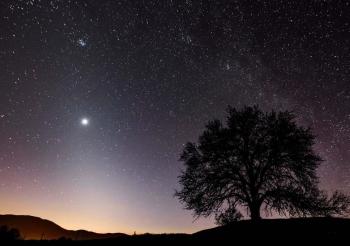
left=176, top=105, right=350, bottom=223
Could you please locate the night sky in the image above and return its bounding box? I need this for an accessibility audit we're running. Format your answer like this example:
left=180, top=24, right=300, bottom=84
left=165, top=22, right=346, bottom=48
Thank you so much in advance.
left=0, top=0, right=349, bottom=234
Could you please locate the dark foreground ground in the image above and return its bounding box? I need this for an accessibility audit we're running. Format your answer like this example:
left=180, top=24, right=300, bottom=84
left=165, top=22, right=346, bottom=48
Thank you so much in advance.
left=2, top=217, right=350, bottom=245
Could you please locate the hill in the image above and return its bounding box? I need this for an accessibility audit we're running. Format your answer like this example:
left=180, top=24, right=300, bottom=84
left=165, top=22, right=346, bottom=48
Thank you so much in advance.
left=194, top=217, right=350, bottom=242
left=1, top=215, right=350, bottom=243
left=0, top=215, right=126, bottom=240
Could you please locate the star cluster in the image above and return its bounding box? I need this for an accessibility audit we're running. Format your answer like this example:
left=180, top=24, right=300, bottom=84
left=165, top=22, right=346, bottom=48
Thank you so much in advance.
left=0, top=0, right=349, bottom=233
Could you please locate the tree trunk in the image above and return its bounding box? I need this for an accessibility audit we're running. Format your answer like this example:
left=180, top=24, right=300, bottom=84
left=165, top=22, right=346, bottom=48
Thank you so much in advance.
left=250, top=203, right=261, bottom=220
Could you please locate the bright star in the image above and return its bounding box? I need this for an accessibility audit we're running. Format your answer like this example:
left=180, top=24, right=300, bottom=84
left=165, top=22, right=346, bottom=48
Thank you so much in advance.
left=81, top=118, right=89, bottom=126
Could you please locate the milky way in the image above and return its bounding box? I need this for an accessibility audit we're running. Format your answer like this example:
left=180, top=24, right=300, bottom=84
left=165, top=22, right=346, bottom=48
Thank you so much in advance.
left=0, top=0, right=349, bottom=233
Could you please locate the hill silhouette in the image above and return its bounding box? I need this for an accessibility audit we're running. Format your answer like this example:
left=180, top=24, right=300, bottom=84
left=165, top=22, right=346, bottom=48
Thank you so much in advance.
left=193, top=217, right=350, bottom=242
left=1, top=215, right=350, bottom=243
left=0, top=215, right=126, bottom=240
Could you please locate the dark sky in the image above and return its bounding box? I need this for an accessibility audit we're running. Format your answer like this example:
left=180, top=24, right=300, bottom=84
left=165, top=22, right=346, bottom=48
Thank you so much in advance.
left=0, top=0, right=349, bottom=233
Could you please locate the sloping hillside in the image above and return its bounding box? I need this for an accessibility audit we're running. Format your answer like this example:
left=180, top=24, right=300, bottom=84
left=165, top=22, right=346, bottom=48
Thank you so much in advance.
left=0, top=215, right=126, bottom=240
left=193, top=217, right=350, bottom=242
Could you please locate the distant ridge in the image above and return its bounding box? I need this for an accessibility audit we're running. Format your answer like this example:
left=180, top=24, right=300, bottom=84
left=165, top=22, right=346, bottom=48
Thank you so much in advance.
left=0, top=214, right=127, bottom=240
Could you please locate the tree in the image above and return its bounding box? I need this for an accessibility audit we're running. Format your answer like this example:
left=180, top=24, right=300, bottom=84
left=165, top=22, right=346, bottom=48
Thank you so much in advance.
left=176, top=105, right=350, bottom=222
left=0, top=225, right=21, bottom=241
left=215, top=205, right=242, bottom=226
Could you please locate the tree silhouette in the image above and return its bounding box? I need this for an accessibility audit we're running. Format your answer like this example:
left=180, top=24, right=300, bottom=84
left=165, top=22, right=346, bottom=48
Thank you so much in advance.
left=176, top=105, right=350, bottom=222
left=215, top=205, right=242, bottom=226
left=0, top=225, right=21, bottom=241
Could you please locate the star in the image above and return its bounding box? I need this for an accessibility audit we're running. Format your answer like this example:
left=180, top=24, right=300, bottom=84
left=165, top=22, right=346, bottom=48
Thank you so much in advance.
left=80, top=118, right=89, bottom=126
left=77, top=38, right=86, bottom=47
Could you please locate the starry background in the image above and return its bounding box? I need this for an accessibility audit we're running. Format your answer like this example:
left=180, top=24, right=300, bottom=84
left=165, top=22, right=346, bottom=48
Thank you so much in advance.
left=0, top=0, right=349, bottom=234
